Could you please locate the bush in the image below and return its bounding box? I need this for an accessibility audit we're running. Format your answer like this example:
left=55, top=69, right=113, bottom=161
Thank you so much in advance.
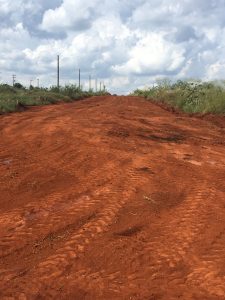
left=14, top=82, right=24, bottom=89
left=0, top=83, right=109, bottom=113
left=0, top=84, right=16, bottom=94
left=131, top=80, right=225, bottom=114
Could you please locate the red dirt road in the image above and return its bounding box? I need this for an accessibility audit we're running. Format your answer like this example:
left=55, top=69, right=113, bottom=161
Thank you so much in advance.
left=0, top=96, right=225, bottom=299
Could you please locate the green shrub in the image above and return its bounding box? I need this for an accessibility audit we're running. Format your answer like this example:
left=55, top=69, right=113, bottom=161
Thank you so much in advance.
left=14, top=82, right=24, bottom=89
left=0, top=83, right=109, bottom=113
left=132, top=80, right=225, bottom=114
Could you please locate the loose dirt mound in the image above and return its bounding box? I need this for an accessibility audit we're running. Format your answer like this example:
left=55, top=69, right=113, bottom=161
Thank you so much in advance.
left=0, top=96, right=225, bottom=299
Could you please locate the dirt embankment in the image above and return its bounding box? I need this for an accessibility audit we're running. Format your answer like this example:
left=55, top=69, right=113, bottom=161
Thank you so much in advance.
left=0, top=96, right=225, bottom=299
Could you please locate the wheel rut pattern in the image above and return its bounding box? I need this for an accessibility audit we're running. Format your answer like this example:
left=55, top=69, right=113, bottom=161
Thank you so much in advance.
left=0, top=96, right=225, bottom=299
left=55, top=183, right=224, bottom=299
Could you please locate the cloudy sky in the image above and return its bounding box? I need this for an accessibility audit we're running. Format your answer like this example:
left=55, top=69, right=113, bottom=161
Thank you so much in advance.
left=1, top=0, right=225, bottom=93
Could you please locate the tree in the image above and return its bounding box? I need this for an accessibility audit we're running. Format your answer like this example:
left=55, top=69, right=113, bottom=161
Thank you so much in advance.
left=14, top=82, right=24, bottom=89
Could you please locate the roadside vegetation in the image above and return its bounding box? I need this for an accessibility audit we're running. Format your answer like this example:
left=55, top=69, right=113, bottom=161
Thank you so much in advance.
left=0, top=83, right=108, bottom=113
left=132, top=79, right=225, bottom=114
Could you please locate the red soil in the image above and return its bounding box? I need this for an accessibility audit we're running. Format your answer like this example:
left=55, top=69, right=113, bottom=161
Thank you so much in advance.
left=0, top=96, right=225, bottom=299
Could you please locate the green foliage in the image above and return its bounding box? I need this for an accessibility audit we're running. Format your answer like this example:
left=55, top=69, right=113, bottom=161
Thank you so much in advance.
left=14, top=82, right=24, bottom=89
left=132, top=80, right=225, bottom=114
left=0, top=84, right=16, bottom=93
left=0, top=83, right=109, bottom=114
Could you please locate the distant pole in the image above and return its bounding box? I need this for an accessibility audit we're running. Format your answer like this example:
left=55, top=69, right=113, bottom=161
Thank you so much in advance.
left=37, top=78, right=39, bottom=88
left=57, top=55, right=59, bottom=89
left=30, top=79, right=33, bottom=88
left=12, top=74, right=16, bottom=87
left=95, top=78, right=98, bottom=92
left=89, top=75, right=91, bottom=91
left=100, top=82, right=102, bottom=92
left=78, top=68, right=81, bottom=89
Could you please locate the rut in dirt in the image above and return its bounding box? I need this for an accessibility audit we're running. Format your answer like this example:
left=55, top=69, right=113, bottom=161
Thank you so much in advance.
left=0, top=96, right=225, bottom=300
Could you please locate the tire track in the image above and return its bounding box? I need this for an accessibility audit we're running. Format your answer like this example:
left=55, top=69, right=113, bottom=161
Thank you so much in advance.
left=125, top=185, right=219, bottom=287
left=58, top=183, right=222, bottom=298
left=0, top=160, right=149, bottom=298
left=186, top=189, right=225, bottom=298
left=0, top=192, right=97, bottom=257
left=0, top=188, right=127, bottom=298
left=0, top=96, right=225, bottom=299
left=0, top=160, right=122, bottom=258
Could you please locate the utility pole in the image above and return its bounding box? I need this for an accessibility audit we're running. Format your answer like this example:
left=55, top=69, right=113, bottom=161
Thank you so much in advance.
left=78, top=68, right=81, bottom=89
left=37, top=78, right=39, bottom=88
left=12, top=74, right=16, bottom=87
left=95, top=78, right=98, bottom=92
left=57, top=55, right=60, bottom=89
left=89, top=75, right=92, bottom=91
left=30, top=79, right=33, bottom=88
left=100, top=82, right=102, bottom=92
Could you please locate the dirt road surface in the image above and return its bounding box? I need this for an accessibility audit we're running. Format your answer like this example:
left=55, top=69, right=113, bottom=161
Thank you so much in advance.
left=0, top=96, right=225, bottom=299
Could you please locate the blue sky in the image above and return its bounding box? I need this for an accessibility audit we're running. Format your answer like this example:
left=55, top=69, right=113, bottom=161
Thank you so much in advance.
left=1, top=0, right=225, bottom=93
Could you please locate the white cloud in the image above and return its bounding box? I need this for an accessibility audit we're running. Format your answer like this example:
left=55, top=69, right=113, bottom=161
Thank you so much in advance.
left=206, top=62, right=225, bottom=79
left=40, top=0, right=100, bottom=32
left=112, top=32, right=185, bottom=75
left=1, top=0, right=225, bottom=93
left=0, top=0, right=41, bottom=23
left=0, top=23, right=33, bottom=68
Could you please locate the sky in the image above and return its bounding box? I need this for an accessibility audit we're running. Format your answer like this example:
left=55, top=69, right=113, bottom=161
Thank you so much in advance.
left=1, top=0, right=225, bottom=94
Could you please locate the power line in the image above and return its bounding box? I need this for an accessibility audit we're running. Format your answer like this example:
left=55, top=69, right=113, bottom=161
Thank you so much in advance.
left=8, top=62, right=110, bottom=92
